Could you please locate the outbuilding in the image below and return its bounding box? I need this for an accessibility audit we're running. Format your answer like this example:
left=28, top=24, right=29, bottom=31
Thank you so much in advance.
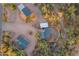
left=18, top=4, right=31, bottom=16
left=11, top=35, right=29, bottom=50
left=40, top=28, right=52, bottom=40
left=40, top=22, right=52, bottom=40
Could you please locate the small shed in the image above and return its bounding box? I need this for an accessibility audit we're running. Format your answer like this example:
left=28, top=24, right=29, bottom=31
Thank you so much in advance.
left=18, top=4, right=31, bottom=16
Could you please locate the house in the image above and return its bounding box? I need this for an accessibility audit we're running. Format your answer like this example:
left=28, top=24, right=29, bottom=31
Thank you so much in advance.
left=15, top=35, right=29, bottom=50
left=40, top=28, right=52, bottom=40
left=40, top=22, right=52, bottom=40
left=18, top=4, right=31, bottom=16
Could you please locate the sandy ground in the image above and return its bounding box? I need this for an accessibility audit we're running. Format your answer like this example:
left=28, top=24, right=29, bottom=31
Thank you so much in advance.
left=2, top=4, right=45, bottom=55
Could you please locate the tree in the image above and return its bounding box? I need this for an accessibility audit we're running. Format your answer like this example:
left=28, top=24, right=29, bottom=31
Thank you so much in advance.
left=64, top=4, right=77, bottom=23
left=33, top=41, right=49, bottom=56
left=9, top=4, right=17, bottom=11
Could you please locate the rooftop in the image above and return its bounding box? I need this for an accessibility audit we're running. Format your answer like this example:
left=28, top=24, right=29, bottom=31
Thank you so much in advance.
left=40, top=28, right=52, bottom=40
left=18, top=4, right=31, bottom=16
left=40, top=22, right=48, bottom=29
left=18, top=4, right=25, bottom=11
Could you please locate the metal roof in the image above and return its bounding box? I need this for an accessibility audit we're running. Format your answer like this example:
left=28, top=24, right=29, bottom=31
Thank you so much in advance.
left=40, top=28, right=51, bottom=40
left=16, top=35, right=29, bottom=49
left=22, top=7, right=31, bottom=16
left=18, top=4, right=31, bottom=16
left=40, top=22, right=48, bottom=29
left=18, top=4, right=25, bottom=11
